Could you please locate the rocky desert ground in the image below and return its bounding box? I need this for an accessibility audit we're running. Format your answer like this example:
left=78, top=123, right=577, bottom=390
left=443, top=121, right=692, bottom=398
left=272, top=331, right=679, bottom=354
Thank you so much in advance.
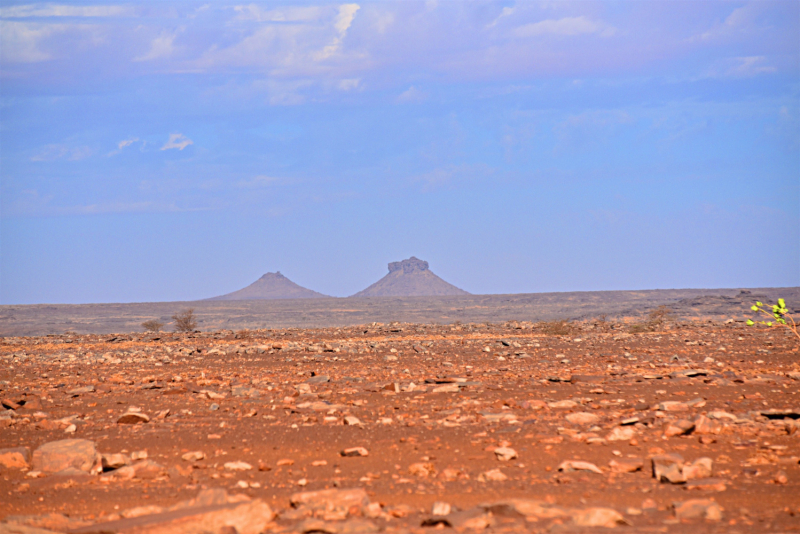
left=1, top=317, right=799, bottom=533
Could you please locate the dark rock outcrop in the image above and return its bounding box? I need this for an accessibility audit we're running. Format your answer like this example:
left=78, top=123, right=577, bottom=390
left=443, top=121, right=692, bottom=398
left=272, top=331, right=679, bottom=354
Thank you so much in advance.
left=208, top=272, right=329, bottom=301
left=350, top=257, right=469, bottom=297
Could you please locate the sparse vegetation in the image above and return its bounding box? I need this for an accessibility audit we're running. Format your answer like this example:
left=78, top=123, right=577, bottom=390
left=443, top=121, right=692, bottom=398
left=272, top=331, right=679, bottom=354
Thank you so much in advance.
left=172, top=309, right=198, bottom=333
left=538, top=320, right=577, bottom=336
left=630, top=305, right=675, bottom=333
left=748, top=298, right=799, bottom=342
left=141, top=319, right=165, bottom=332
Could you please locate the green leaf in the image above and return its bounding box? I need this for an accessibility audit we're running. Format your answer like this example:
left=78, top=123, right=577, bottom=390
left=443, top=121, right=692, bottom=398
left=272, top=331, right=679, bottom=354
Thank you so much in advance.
left=751, top=305, right=758, bottom=311
left=756, top=301, right=763, bottom=306
left=767, top=321, right=773, bottom=326
left=746, top=319, right=754, bottom=326
left=778, top=298, right=786, bottom=308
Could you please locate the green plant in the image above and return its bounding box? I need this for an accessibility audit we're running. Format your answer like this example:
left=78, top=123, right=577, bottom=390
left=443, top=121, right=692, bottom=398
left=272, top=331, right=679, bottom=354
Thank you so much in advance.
left=141, top=319, right=164, bottom=332
left=747, top=299, right=799, bottom=341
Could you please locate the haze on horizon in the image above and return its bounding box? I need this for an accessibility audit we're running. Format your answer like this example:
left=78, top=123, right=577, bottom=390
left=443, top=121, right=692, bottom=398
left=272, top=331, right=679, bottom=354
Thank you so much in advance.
left=0, top=0, right=798, bottom=305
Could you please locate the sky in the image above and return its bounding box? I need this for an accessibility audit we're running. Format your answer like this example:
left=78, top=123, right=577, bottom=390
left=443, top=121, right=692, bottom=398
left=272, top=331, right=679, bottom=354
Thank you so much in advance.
left=0, top=0, right=798, bottom=304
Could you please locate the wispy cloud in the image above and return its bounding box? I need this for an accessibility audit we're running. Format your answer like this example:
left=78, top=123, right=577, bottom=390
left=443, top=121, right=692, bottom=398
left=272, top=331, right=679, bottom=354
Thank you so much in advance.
left=314, top=3, right=360, bottom=60
left=0, top=4, right=135, bottom=18
left=160, top=133, right=193, bottom=151
left=513, top=16, right=616, bottom=38
left=118, top=137, right=139, bottom=149
left=31, top=144, right=92, bottom=161
left=0, top=21, right=57, bottom=62
left=727, top=56, right=776, bottom=77
left=397, top=85, right=427, bottom=103
left=135, top=29, right=178, bottom=62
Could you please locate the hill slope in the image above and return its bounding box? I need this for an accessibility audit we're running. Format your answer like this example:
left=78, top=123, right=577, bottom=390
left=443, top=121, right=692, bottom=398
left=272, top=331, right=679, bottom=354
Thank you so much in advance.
left=208, top=272, right=329, bottom=300
left=350, top=257, right=469, bottom=297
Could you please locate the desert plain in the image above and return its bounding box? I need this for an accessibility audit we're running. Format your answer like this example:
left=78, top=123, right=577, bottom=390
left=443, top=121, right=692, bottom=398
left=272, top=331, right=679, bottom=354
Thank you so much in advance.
left=1, top=292, right=799, bottom=533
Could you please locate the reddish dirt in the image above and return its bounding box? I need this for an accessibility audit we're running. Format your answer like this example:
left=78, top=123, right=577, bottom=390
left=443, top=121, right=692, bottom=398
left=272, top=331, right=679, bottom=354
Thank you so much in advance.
left=1, top=319, right=799, bottom=533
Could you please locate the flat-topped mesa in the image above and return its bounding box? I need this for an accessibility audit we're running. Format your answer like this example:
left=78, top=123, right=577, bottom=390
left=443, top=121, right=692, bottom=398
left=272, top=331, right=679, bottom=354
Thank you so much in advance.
left=350, top=256, right=469, bottom=298
left=207, top=271, right=330, bottom=301
left=388, top=257, right=429, bottom=274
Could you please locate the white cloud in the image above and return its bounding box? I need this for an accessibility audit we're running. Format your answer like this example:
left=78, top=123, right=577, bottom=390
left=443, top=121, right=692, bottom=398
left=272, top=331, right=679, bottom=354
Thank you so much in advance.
left=160, top=133, right=193, bottom=151
left=338, top=78, right=360, bottom=91
left=315, top=3, right=360, bottom=60
left=727, top=56, right=776, bottom=77
left=118, top=137, right=139, bottom=149
left=233, top=5, right=325, bottom=23
left=397, top=85, right=427, bottom=103
left=0, top=4, right=134, bottom=18
left=697, top=3, right=763, bottom=41
left=488, top=6, right=514, bottom=28
left=514, top=16, right=616, bottom=38
left=0, top=21, right=55, bottom=62
left=135, top=30, right=178, bottom=62
left=30, top=144, right=92, bottom=161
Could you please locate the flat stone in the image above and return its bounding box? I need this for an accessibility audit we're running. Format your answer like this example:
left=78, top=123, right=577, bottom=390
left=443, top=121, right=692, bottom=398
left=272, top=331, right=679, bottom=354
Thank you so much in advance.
left=606, top=427, right=636, bottom=441
left=340, top=447, right=369, bottom=457
left=32, top=439, right=102, bottom=475
left=566, top=412, right=600, bottom=425
left=685, top=477, right=727, bottom=491
left=683, top=457, right=713, bottom=480
left=493, top=447, right=517, bottom=461
left=664, top=419, right=695, bottom=437
left=117, top=412, right=150, bottom=425
left=558, top=460, right=602, bottom=474
left=571, top=507, right=629, bottom=527
left=0, top=447, right=31, bottom=469
left=673, top=499, right=723, bottom=521
left=652, top=453, right=685, bottom=484
left=609, top=457, right=644, bottom=473
left=101, top=453, right=131, bottom=470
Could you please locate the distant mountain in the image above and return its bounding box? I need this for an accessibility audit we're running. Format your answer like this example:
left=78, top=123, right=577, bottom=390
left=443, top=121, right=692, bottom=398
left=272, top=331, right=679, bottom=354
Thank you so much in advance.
left=208, top=272, right=330, bottom=300
left=350, top=257, right=469, bottom=297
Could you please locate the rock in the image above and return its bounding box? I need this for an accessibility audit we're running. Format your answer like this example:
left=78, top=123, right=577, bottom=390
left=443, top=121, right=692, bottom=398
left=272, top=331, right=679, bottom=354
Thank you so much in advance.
left=432, top=384, right=460, bottom=393
left=477, top=469, right=508, bottom=482
left=181, top=451, right=205, bottom=462
left=548, top=400, right=578, bottom=409
left=494, top=447, right=517, bottom=461
left=120, top=505, right=165, bottom=518
left=101, top=453, right=131, bottom=470
left=606, top=427, right=636, bottom=441
left=422, top=508, right=493, bottom=529
left=296, top=518, right=378, bottom=533
left=343, top=416, right=362, bottom=426
left=231, top=386, right=260, bottom=398
left=340, top=447, right=369, bottom=457
left=111, top=460, right=166, bottom=480
left=775, top=470, right=788, bottom=484
left=32, top=439, right=102, bottom=475
left=431, top=502, right=451, bottom=516
left=117, top=412, right=150, bottom=425
left=409, top=462, right=434, bottom=477
left=693, top=415, right=723, bottom=435
left=565, top=412, right=600, bottom=425
left=558, top=460, right=603, bottom=474
left=481, top=500, right=569, bottom=520
left=673, top=499, right=723, bottom=521
left=69, top=497, right=274, bottom=534
left=683, top=457, right=713, bottom=480
left=1, top=512, right=91, bottom=532
left=224, top=461, right=253, bottom=471
left=290, top=488, right=370, bottom=521
left=571, top=507, right=629, bottom=527
left=657, top=401, right=689, bottom=412
left=652, top=454, right=685, bottom=484
left=609, top=458, right=644, bottom=473
left=0, top=447, right=31, bottom=469
left=307, top=375, right=330, bottom=384
left=664, top=419, right=695, bottom=437
left=685, top=478, right=727, bottom=491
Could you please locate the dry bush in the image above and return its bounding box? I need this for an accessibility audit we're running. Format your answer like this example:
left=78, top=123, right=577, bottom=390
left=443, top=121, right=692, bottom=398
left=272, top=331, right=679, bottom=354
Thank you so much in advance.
left=630, top=305, right=674, bottom=333
left=538, top=320, right=577, bottom=336
left=141, top=319, right=165, bottom=332
left=172, top=309, right=198, bottom=333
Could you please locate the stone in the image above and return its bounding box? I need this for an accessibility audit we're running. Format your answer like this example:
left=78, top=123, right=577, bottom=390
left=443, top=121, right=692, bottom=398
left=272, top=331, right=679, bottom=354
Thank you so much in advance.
left=307, top=375, right=330, bottom=384
left=775, top=470, right=788, bottom=484
left=566, top=412, right=600, bottom=425
left=343, top=416, right=362, bottom=426
left=296, top=518, right=378, bottom=534
left=32, top=439, right=102, bottom=475
left=652, top=454, right=685, bottom=484
left=693, top=415, right=723, bottom=435
left=685, top=478, right=727, bottom=491
left=431, top=502, right=451, bottom=516
left=606, top=427, right=636, bottom=441
left=673, top=499, right=722, bottom=521
left=290, top=488, right=370, bottom=521
left=657, top=401, right=689, bottom=412
left=111, top=460, right=166, bottom=480
left=181, top=451, right=205, bottom=462
left=493, top=447, right=517, bottom=461
left=609, top=458, right=644, bottom=473
left=571, top=507, right=629, bottom=528
left=664, top=419, right=695, bottom=437
left=117, top=412, right=150, bottom=425
left=231, top=386, right=260, bottom=398
left=101, top=453, right=131, bottom=470
left=340, top=447, right=369, bottom=457
left=409, top=463, right=434, bottom=477
left=432, top=384, right=459, bottom=393
left=224, top=461, right=253, bottom=471
left=558, top=460, right=603, bottom=474
left=477, top=468, right=508, bottom=482
left=548, top=400, right=578, bottom=409
left=481, top=500, right=568, bottom=520
left=0, top=447, right=31, bottom=469
left=683, top=457, right=713, bottom=480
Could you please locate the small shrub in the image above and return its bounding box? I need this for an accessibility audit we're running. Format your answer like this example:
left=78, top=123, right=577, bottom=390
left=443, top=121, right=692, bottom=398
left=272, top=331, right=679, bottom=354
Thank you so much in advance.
left=748, top=298, right=799, bottom=342
left=142, top=319, right=165, bottom=332
left=538, top=320, right=577, bottom=336
left=172, top=309, right=198, bottom=333
left=630, top=305, right=674, bottom=333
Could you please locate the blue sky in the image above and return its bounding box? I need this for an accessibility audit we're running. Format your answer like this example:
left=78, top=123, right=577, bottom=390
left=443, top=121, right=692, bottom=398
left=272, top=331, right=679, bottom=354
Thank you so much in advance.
left=1, top=1, right=798, bottom=304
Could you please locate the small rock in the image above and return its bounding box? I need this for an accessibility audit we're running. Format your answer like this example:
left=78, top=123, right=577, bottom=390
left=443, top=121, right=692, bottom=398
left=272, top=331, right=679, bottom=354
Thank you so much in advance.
left=224, top=461, right=253, bottom=471
left=343, top=416, right=363, bottom=426
left=652, top=453, right=685, bottom=484
left=571, top=507, right=629, bottom=528
left=566, top=412, right=600, bottom=425
left=409, top=462, right=434, bottom=477
left=673, top=499, right=723, bottom=521
left=774, top=470, right=788, bottom=484
left=478, top=468, right=508, bottom=482
left=101, top=453, right=131, bottom=470
left=494, top=447, right=517, bottom=461
left=117, top=412, right=150, bottom=425
left=609, top=457, right=644, bottom=473
left=431, top=502, right=451, bottom=516
left=683, top=457, right=713, bottom=480
left=0, top=447, right=31, bottom=469
left=548, top=400, right=578, bottom=409
left=657, top=401, right=689, bottom=412
left=606, top=427, right=636, bottom=441
left=664, top=419, right=695, bottom=437
left=182, top=451, right=205, bottom=462
left=340, top=447, right=369, bottom=457
left=685, top=478, right=727, bottom=491
left=558, top=460, right=603, bottom=474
